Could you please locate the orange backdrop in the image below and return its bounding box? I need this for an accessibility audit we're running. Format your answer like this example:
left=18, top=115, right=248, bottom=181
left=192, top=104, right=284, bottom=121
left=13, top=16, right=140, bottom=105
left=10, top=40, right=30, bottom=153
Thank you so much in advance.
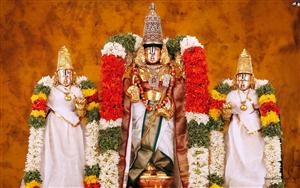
left=0, top=0, right=299, bottom=187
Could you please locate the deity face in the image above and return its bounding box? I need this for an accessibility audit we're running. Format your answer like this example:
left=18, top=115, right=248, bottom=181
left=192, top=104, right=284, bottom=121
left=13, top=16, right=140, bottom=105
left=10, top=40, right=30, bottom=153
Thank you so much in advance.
left=236, top=73, right=252, bottom=91
left=144, top=46, right=161, bottom=64
left=57, top=69, right=73, bottom=87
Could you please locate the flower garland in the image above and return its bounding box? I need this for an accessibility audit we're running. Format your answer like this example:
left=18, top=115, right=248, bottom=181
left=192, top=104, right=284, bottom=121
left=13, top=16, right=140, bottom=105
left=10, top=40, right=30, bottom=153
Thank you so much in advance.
left=208, top=79, right=283, bottom=188
left=23, top=76, right=52, bottom=188
left=77, top=76, right=101, bottom=188
left=23, top=76, right=100, bottom=188
left=99, top=33, right=137, bottom=187
left=167, top=35, right=210, bottom=187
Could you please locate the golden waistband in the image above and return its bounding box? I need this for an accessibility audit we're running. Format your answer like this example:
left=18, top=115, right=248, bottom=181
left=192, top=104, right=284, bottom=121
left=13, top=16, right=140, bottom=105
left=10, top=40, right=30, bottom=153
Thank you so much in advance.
left=144, top=90, right=162, bottom=102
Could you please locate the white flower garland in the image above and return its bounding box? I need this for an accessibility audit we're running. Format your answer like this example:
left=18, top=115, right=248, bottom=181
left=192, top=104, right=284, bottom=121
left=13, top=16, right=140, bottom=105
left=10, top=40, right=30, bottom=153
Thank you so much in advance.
left=99, top=118, right=122, bottom=130
left=186, top=112, right=210, bottom=188
left=209, top=131, right=225, bottom=178
left=180, top=35, right=204, bottom=55
left=98, top=150, right=120, bottom=188
left=37, top=75, right=53, bottom=87
left=132, top=34, right=143, bottom=51
left=101, top=42, right=126, bottom=59
left=24, top=127, right=46, bottom=172
left=188, top=147, right=209, bottom=188
left=85, top=120, right=100, bottom=167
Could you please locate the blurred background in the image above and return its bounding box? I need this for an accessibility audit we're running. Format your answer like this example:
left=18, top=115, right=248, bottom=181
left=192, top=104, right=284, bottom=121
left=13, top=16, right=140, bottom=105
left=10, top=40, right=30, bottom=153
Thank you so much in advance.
left=0, top=0, right=299, bottom=187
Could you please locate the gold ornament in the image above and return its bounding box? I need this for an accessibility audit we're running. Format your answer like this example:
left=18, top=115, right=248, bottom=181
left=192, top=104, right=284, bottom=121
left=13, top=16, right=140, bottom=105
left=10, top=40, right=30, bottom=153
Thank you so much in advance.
left=236, top=48, right=253, bottom=75
left=160, top=45, right=170, bottom=65
left=65, top=94, right=72, bottom=101
left=57, top=46, right=73, bottom=70
left=126, top=85, right=141, bottom=102
left=143, top=3, right=163, bottom=45
left=240, top=101, right=247, bottom=111
left=75, top=97, right=86, bottom=117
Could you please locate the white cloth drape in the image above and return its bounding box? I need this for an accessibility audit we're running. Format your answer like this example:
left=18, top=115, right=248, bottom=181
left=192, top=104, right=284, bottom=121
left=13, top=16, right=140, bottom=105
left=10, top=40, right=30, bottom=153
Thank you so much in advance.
left=225, top=89, right=266, bottom=188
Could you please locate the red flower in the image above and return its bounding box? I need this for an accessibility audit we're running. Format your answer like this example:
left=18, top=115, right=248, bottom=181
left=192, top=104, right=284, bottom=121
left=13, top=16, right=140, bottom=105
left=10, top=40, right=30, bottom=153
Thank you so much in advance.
left=183, top=46, right=210, bottom=114
left=100, top=54, right=125, bottom=120
left=260, top=101, right=280, bottom=116
left=86, top=91, right=99, bottom=104
left=209, top=98, right=225, bottom=110
left=32, top=99, right=47, bottom=111
left=84, top=182, right=101, bottom=188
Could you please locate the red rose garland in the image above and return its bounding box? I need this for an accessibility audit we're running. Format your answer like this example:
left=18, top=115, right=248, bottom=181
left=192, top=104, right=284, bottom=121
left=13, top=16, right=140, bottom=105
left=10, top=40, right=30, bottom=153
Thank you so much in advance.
left=183, top=47, right=209, bottom=113
left=100, top=54, right=125, bottom=121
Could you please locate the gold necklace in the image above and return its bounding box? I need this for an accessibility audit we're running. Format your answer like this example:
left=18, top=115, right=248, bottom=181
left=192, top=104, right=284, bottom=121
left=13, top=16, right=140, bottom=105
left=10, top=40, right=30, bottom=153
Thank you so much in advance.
left=57, top=86, right=73, bottom=101
left=238, top=89, right=250, bottom=111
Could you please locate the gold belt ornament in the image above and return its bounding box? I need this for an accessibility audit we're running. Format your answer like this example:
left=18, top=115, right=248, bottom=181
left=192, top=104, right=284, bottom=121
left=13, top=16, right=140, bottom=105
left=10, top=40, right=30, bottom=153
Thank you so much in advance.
left=144, top=90, right=162, bottom=102
left=52, top=110, right=81, bottom=127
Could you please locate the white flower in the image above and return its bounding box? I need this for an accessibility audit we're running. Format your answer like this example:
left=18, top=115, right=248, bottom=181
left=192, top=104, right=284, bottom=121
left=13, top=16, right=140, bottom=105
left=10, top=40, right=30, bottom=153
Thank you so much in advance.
left=180, top=36, right=204, bottom=55
left=163, top=38, right=169, bottom=45
left=99, top=118, right=122, bottom=130
left=186, top=112, right=209, bottom=125
left=76, top=76, right=88, bottom=85
left=188, top=147, right=209, bottom=187
left=101, top=42, right=126, bottom=59
left=85, top=121, right=100, bottom=166
left=209, top=131, right=225, bottom=177
left=255, top=79, right=269, bottom=89
left=132, top=34, right=143, bottom=51
left=222, top=79, right=234, bottom=87
left=98, top=150, right=120, bottom=188
left=38, top=76, right=53, bottom=87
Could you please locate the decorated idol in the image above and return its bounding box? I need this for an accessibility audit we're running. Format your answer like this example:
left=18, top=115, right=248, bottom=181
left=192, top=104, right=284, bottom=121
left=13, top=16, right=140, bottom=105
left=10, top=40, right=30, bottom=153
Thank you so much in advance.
left=208, top=49, right=284, bottom=188
left=21, top=46, right=100, bottom=188
left=99, top=3, right=211, bottom=188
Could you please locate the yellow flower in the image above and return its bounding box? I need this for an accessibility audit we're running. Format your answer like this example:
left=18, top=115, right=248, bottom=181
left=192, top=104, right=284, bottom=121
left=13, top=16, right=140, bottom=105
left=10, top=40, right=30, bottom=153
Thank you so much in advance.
left=261, top=111, right=280, bottom=127
left=211, top=90, right=226, bottom=101
left=25, top=180, right=41, bottom=188
left=31, top=93, right=47, bottom=103
left=87, top=101, right=99, bottom=111
left=82, top=88, right=96, bottom=97
left=209, top=108, right=222, bottom=121
left=210, top=184, right=223, bottom=188
left=259, top=94, right=276, bottom=106
left=84, top=175, right=98, bottom=184
left=30, top=110, right=46, bottom=118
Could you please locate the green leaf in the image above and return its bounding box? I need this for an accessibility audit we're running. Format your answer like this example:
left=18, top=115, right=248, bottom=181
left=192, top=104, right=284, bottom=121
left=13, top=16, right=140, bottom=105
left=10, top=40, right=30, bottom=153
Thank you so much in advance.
left=261, top=122, right=282, bottom=138
left=256, top=83, right=275, bottom=97
left=33, top=84, right=51, bottom=96
left=215, top=82, right=232, bottom=95
left=28, top=116, right=46, bottom=129
left=187, top=120, right=210, bottom=148
left=98, top=126, right=122, bottom=153
left=87, top=107, right=100, bottom=122
left=107, top=34, right=136, bottom=53
left=208, top=173, right=224, bottom=186
left=207, top=118, right=224, bottom=131
left=269, top=182, right=284, bottom=188
left=79, top=80, right=95, bottom=89
left=24, top=170, right=42, bottom=183
left=84, top=164, right=100, bottom=177
left=166, top=35, right=186, bottom=58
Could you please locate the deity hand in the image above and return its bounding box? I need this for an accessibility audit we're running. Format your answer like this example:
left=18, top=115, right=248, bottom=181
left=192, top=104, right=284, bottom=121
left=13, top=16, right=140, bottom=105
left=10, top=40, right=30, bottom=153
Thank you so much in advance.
left=75, top=97, right=86, bottom=118
left=222, top=102, right=233, bottom=121
left=126, top=85, right=141, bottom=102
left=157, top=97, right=174, bottom=120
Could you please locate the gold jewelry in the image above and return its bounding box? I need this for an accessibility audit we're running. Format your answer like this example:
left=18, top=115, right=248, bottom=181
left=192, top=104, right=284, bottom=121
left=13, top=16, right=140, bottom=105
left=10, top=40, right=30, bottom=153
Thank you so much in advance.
left=56, top=86, right=73, bottom=101
left=238, top=89, right=250, bottom=111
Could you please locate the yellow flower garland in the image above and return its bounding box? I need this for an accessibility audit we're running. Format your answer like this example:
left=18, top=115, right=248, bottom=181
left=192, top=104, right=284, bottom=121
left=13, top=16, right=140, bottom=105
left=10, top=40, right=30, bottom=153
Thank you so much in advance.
left=87, top=101, right=99, bottom=111
left=31, top=93, right=47, bottom=103
left=82, top=88, right=96, bottom=97
left=209, top=108, right=222, bottom=121
left=84, top=175, right=98, bottom=184
left=211, top=90, right=226, bottom=101
left=30, top=110, right=46, bottom=118
left=258, top=94, right=276, bottom=106
left=25, top=180, right=41, bottom=188
left=261, top=111, right=280, bottom=127
left=210, top=183, right=223, bottom=188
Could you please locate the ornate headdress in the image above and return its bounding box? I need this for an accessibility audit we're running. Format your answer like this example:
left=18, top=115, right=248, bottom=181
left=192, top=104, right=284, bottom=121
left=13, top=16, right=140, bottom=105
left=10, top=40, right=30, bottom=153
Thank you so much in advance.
left=57, top=46, right=73, bottom=70
left=143, top=3, right=163, bottom=46
left=236, top=48, right=253, bottom=75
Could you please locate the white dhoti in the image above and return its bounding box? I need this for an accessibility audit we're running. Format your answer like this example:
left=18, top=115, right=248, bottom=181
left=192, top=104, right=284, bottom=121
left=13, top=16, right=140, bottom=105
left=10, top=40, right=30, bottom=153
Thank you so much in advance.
left=225, top=89, right=266, bottom=188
